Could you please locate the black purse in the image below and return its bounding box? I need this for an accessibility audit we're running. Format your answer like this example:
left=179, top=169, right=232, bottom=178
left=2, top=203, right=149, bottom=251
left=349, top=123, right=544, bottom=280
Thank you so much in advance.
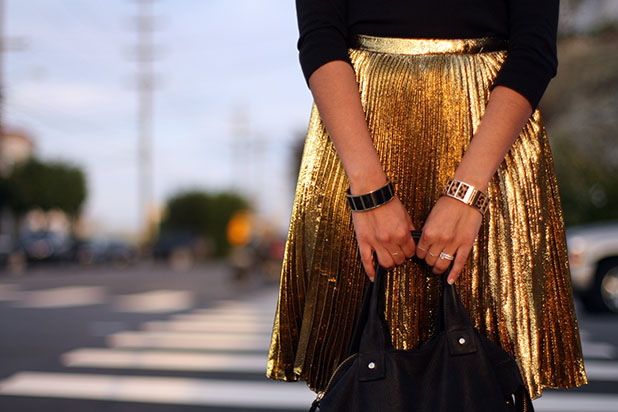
left=310, top=230, right=534, bottom=412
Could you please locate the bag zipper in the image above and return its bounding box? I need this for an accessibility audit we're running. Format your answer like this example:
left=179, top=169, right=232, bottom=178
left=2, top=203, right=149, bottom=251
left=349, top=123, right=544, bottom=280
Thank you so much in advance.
left=312, top=353, right=357, bottom=406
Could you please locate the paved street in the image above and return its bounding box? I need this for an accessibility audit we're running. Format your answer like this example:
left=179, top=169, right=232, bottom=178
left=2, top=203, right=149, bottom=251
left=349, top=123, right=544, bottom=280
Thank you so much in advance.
left=0, top=263, right=617, bottom=411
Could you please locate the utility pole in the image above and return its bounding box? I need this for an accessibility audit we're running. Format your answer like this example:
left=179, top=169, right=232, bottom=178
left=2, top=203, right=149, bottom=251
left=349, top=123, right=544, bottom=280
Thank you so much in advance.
left=230, top=105, right=250, bottom=194
left=0, top=0, right=26, bottom=173
left=130, top=0, right=161, bottom=251
left=0, top=0, right=5, bottom=148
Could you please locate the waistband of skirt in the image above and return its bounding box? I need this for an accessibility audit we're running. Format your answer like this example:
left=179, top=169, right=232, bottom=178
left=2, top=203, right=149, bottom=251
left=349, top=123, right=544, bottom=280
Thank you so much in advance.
left=350, top=35, right=507, bottom=55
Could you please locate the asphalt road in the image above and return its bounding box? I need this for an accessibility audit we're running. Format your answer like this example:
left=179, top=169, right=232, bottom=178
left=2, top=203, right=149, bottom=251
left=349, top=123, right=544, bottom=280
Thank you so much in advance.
left=0, top=262, right=616, bottom=412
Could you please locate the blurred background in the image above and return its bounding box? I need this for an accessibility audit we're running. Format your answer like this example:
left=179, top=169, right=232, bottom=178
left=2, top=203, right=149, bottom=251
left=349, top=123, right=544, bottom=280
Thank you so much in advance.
left=0, top=0, right=617, bottom=411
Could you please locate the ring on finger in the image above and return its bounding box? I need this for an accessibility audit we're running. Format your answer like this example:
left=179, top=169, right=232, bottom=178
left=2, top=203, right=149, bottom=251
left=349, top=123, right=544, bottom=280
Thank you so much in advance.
left=428, top=251, right=436, bottom=257
left=439, top=252, right=455, bottom=261
left=391, top=252, right=400, bottom=256
left=418, top=246, right=426, bottom=252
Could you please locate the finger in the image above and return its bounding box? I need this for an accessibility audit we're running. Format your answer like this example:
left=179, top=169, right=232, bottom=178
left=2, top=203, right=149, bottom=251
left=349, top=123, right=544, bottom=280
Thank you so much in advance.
left=407, top=213, right=416, bottom=231
left=359, top=244, right=376, bottom=281
left=432, top=248, right=457, bottom=275
left=374, top=245, right=396, bottom=270
left=416, top=235, right=430, bottom=260
left=424, top=244, right=444, bottom=268
left=406, top=216, right=417, bottom=256
left=400, top=236, right=415, bottom=259
left=388, top=247, right=406, bottom=266
left=447, top=245, right=471, bottom=285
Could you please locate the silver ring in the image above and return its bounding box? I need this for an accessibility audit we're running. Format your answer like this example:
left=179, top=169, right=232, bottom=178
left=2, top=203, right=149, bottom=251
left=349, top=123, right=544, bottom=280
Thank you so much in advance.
left=391, top=252, right=399, bottom=256
left=439, top=252, right=455, bottom=261
left=417, top=246, right=426, bottom=252
left=428, top=251, right=436, bottom=257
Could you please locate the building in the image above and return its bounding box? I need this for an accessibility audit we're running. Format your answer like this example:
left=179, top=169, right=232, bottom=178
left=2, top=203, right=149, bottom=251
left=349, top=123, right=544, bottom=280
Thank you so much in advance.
left=0, top=128, right=35, bottom=268
left=0, top=128, right=35, bottom=177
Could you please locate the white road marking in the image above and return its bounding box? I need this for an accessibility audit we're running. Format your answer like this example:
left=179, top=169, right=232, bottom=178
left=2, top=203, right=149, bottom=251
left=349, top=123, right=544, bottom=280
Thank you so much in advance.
left=107, top=331, right=269, bottom=351
left=0, top=284, right=20, bottom=301
left=0, top=372, right=315, bottom=409
left=581, top=340, right=618, bottom=360
left=4, top=285, right=618, bottom=411
left=142, top=320, right=272, bottom=334
left=172, top=313, right=273, bottom=323
left=214, top=293, right=278, bottom=310
left=2, top=371, right=618, bottom=411
left=113, top=290, right=195, bottom=313
left=195, top=306, right=276, bottom=316
left=61, top=348, right=267, bottom=372
left=534, top=392, right=618, bottom=411
left=12, top=286, right=107, bottom=309
left=583, top=360, right=618, bottom=381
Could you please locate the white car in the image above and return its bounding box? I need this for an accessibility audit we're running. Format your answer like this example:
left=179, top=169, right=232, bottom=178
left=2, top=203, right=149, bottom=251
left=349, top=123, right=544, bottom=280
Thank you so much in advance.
left=566, top=221, right=618, bottom=313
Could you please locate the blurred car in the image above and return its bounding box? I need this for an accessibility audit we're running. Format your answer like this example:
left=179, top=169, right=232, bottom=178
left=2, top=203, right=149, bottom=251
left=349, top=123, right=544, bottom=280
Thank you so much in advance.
left=229, top=235, right=285, bottom=282
left=18, top=229, right=73, bottom=262
left=152, top=230, right=210, bottom=270
left=566, top=221, right=618, bottom=313
left=72, top=238, right=137, bottom=266
left=0, top=234, right=10, bottom=266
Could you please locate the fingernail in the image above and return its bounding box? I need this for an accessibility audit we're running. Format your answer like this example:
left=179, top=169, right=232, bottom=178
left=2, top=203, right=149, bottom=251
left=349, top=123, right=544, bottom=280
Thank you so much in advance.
left=447, top=277, right=455, bottom=285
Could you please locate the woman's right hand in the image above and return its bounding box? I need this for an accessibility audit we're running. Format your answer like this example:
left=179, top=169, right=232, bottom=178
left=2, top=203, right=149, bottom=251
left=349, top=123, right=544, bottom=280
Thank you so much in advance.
left=307, top=60, right=415, bottom=279
left=351, top=196, right=416, bottom=281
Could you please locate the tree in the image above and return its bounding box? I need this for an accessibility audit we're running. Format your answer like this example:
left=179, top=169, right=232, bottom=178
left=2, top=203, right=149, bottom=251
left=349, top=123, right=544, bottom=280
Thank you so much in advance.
left=542, top=31, right=618, bottom=226
left=552, top=132, right=618, bottom=225
left=3, top=158, right=87, bottom=219
left=159, top=190, right=250, bottom=257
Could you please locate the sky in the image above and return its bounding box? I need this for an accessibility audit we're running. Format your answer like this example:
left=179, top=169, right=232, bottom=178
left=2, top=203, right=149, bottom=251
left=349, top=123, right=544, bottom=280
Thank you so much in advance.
left=5, top=0, right=313, bottom=238
left=6, top=1, right=618, bottom=240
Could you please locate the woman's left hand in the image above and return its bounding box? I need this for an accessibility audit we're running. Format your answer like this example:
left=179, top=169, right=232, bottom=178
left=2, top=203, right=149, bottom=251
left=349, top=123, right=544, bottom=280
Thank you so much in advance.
left=416, top=195, right=483, bottom=284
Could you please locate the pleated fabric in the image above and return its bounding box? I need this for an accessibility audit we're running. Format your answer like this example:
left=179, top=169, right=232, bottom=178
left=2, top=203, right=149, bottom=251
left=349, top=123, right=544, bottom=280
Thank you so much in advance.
left=266, top=36, right=587, bottom=399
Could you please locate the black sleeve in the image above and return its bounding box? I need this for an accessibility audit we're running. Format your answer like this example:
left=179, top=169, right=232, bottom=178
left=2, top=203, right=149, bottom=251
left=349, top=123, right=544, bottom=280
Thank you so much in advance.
left=296, top=0, right=350, bottom=84
left=492, top=0, right=559, bottom=109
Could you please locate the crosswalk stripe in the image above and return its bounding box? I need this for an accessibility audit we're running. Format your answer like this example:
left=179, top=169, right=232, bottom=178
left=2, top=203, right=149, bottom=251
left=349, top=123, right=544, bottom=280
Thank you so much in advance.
left=172, top=313, right=274, bottom=323
left=1, top=370, right=617, bottom=411
left=533, top=392, right=618, bottom=411
left=213, top=296, right=278, bottom=308
left=61, top=348, right=268, bottom=372
left=0, top=284, right=20, bottom=301
left=108, top=331, right=270, bottom=351
left=12, top=286, right=107, bottom=309
left=582, top=360, right=618, bottom=381
left=581, top=340, right=618, bottom=360
left=3, top=282, right=618, bottom=411
left=113, top=290, right=195, bottom=314
left=0, top=372, right=315, bottom=409
left=142, top=320, right=273, bottom=334
left=62, top=348, right=618, bottom=382
left=194, top=307, right=276, bottom=316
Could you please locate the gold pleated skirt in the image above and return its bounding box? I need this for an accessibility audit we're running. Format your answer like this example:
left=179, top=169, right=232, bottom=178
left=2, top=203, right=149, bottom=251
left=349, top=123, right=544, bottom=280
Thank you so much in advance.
left=267, top=35, right=587, bottom=398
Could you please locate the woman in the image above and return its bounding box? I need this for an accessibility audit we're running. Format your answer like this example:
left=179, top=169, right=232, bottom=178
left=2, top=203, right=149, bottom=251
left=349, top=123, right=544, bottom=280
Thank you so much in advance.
left=267, top=0, right=587, bottom=399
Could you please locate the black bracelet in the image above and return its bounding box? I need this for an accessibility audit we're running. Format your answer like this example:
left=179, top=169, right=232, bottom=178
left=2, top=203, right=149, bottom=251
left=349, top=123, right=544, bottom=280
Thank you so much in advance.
left=346, top=181, right=395, bottom=212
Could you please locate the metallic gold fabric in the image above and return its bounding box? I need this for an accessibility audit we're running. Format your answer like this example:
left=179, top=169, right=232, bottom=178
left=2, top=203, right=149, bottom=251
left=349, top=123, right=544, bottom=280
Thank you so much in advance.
left=267, top=36, right=588, bottom=399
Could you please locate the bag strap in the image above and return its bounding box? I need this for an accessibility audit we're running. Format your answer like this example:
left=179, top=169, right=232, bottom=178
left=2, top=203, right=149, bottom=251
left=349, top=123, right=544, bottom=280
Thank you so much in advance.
left=515, top=384, right=535, bottom=412
left=347, top=230, right=535, bottom=411
left=357, top=261, right=389, bottom=353
left=441, top=275, right=475, bottom=333
left=352, top=232, right=420, bottom=354
left=353, top=230, right=474, bottom=354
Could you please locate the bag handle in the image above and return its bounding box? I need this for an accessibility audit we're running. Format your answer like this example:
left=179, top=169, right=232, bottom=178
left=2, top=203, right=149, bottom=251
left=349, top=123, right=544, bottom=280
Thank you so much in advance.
left=355, top=230, right=473, bottom=354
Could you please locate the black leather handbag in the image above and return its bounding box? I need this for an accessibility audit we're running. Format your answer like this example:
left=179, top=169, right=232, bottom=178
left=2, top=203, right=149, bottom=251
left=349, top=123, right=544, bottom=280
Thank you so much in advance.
left=310, top=230, right=534, bottom=412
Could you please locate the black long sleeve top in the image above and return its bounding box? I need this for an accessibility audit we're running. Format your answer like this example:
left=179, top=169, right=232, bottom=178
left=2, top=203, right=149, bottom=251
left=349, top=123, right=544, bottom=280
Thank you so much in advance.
left=296, top=0, right=558, bottom=108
